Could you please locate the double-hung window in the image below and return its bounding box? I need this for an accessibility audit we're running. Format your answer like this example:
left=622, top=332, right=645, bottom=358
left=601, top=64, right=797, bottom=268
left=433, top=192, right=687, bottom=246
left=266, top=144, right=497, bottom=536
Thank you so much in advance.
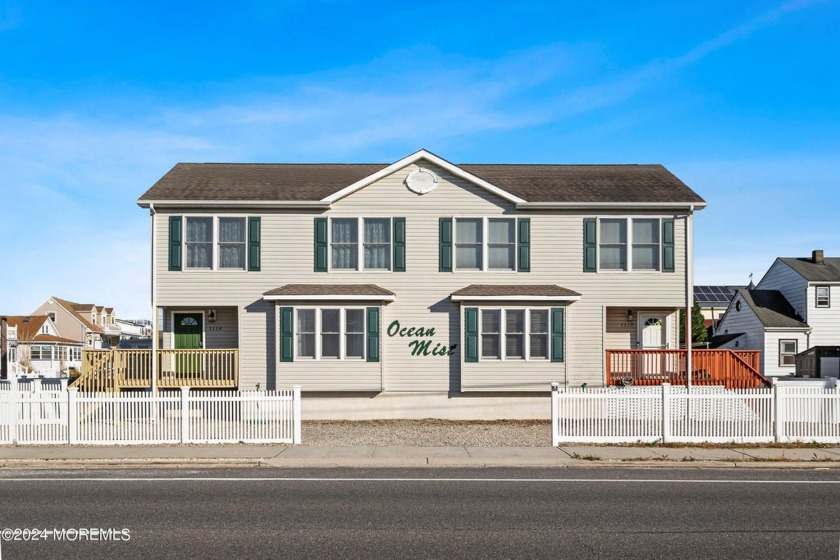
left=779, top=340, right=797, bottom=367
left=330, top=218, right=392, bottom=271
left=454, top=217, right=516, bottom=271
left=186, top=217, right=214, bottom=269
left=816, top=286, right=830, bottom=308
left=480, top=309, right=550, bottom=360
left=598, top=218, right=663, bottom=272
left=294, top=308, right=366, bottom=360
left=219, top=217, right=246, bottom=269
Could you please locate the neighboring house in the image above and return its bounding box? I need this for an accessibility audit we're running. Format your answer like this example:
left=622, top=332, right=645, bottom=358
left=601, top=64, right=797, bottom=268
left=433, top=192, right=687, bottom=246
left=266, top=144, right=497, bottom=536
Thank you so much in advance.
left=131, top=149, right=707, bottom=416
left=715, top=250, right=840, bottom=377
left=694, top=285, right=743, bottom=336
left=0, top=315, right=83, bottom=377
left=31, top=297, right=121, bottom=348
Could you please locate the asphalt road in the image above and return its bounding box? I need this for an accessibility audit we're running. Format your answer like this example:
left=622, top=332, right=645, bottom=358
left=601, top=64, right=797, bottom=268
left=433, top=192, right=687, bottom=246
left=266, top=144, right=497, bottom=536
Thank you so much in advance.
left=1, top=467, right=839, bottom=559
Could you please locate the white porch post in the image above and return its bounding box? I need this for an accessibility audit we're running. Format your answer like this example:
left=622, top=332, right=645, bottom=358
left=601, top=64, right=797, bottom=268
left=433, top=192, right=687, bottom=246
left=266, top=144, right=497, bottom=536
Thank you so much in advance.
left=150, top=204, right=158, bottom=397
left=685, top=207, right=694, bottom=389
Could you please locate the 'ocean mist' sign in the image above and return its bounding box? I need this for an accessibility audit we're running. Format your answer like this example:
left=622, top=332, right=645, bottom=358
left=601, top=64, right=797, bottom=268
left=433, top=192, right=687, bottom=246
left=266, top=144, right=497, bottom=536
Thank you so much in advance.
left=386, top=320, right=457, bottom=357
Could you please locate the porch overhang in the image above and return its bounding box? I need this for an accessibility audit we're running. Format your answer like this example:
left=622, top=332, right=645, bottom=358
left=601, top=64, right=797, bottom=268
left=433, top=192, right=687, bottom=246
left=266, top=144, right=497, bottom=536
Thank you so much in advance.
left=450, top=284, right=581, bottom=303
left=262, top=284, right=396, bottom=302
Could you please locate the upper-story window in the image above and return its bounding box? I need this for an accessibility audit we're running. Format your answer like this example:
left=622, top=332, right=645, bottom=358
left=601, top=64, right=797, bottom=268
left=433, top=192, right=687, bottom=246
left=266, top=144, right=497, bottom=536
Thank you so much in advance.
left=184, top=216, right=248, bottom=270
left=330, top=218, right=392, bottom=271
left=816, top=286, right=830, bottom=308
left=454, top=217, right=516, bottom=271
left=597, top=218, right=663, bottom=272
left=186, top=217, right=214, bottom=269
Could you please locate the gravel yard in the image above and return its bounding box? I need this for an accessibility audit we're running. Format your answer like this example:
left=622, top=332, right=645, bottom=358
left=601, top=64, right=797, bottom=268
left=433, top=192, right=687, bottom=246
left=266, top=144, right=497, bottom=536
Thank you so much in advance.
left=302, top=420, right=552, bottom=447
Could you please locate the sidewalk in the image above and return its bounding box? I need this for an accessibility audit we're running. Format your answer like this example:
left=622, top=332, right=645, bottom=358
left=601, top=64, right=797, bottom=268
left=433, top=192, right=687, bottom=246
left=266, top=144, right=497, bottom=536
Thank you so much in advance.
left=2, top=444, right=840, bottom=469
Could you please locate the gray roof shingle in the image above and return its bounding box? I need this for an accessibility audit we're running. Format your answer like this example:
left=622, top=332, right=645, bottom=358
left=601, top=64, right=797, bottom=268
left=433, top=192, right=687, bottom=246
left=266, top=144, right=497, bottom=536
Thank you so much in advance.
left=263, top=284, right=395, bottom=297
left=450, top=285, right=581, bottom=298
left=138, top=161, right=704, bottom=205
left=780, top=257, right=840, bottom=282
left=736, top=289, right=808, bottom=329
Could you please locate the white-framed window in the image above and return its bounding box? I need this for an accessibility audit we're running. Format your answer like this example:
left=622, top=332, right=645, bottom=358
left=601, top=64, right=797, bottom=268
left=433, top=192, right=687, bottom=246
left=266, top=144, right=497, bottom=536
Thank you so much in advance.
left=183, top=216, right=251, bottom=271
left=598, top=218, right=663, bottom=272
left=480, top=308, right=550, bottom=361
left=329, top=217, right=393, bottom=271
left=454, top=217, right=516, bottom=271
left=294, top=307, right=366, bottom=360
left=185, top=216, right=214, bottom=269
left=218, top=217, right=247, bottom=269
left=816, top=286, right=830, bottom=308
left=30, top=345, right=52, bottom=361
left=779, top=339, right=797, bottom=367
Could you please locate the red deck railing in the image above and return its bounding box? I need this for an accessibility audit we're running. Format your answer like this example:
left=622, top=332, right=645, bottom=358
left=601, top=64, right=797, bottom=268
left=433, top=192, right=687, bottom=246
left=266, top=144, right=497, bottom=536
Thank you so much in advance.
left=606, top=349, right=769, bottom=389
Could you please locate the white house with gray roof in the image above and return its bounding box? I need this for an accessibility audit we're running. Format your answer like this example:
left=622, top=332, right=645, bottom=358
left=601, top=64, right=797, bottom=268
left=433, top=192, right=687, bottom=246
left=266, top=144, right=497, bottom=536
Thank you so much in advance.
left=715, top=250, right=840, bottom=377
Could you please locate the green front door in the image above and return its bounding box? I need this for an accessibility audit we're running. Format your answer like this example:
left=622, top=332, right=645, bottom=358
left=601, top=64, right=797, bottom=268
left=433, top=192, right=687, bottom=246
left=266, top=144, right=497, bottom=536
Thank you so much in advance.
left=174, top=313, right=203, bottom=375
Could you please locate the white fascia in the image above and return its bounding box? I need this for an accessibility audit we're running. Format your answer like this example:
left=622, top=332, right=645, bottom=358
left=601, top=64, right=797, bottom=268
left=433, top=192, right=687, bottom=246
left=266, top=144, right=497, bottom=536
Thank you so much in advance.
left=137, top=200, right=331, bottom=209
left=516, top=202, right=708, bottom=210
left=322, top=149, right=527, bottom=206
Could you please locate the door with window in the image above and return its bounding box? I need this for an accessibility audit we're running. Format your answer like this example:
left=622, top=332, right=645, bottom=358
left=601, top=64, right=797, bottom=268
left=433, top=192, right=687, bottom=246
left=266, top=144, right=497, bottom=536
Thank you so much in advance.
left=639, top=315, right=666, bottom=378
left=174, top=313, right=203, bottom=375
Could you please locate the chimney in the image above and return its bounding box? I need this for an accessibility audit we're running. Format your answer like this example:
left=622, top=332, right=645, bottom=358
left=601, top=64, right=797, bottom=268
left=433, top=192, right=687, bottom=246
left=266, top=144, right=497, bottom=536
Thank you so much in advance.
left=813, top=249, right=825, bottom=264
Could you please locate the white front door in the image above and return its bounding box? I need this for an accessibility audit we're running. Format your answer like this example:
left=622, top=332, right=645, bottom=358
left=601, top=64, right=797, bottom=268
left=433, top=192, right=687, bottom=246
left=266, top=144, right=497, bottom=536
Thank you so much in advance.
left=640, top=316, right=665, bottom=349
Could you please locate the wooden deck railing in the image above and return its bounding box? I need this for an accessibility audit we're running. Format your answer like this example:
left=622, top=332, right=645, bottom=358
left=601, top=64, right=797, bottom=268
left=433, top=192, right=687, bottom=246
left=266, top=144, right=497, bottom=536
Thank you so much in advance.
left=606, top=349, right=768, bottom=389
left=73, top=349, right=239, bottom=392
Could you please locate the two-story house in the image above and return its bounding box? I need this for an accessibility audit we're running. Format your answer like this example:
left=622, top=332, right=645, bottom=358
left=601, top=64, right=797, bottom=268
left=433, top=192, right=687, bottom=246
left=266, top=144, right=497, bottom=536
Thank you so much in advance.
left=715, top=250, right=840, bottom=377
left=32, top=297, right=122, bottom=349
left=0, top=315, right=83, bottom=377
left=125, top=149, right=712, bottom=418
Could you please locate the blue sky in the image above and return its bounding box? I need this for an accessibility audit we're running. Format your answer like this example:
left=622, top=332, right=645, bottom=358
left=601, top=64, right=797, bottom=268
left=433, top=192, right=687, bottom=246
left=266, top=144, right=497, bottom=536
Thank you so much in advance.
left=1, top=0, right=838, bottom=319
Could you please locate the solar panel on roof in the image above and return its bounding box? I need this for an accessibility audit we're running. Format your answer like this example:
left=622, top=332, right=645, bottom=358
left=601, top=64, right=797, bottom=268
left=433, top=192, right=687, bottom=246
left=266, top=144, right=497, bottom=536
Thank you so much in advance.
left=696, top=294, right=710, bottom=302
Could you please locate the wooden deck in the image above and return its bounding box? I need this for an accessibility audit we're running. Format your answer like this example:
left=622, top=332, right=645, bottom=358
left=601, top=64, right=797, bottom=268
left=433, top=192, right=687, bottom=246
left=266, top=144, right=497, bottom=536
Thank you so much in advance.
left=606, top=349, right=768, bottom=389
left=73, top=349, right=239, bottom=392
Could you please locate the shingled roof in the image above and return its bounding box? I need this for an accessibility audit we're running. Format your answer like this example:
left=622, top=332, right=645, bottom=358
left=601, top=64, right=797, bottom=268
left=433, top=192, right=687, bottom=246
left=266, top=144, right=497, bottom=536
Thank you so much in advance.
left=780, top=257, right=840, bottom=282
left=450, top=285, right=581, bottom=300
left=263, top=284, right=396, bottom=300
left=736, top=289, right=809, bottom=329
left=137, top=151, right=705, bottom=206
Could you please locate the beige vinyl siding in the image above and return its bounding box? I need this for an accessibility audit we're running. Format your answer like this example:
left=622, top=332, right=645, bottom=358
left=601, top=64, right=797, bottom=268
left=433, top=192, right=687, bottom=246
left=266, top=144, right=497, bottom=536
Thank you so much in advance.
left=162, top=307, right=238, bottom=350
left=31, top=301, right=86, bottom=343
left=154, top=160, right=691, bottom=391
left=806, top=283, right=840, bottom=347
left=757, top=260, right=808, bottom=320
left=460, top=304, right=567, bottom=391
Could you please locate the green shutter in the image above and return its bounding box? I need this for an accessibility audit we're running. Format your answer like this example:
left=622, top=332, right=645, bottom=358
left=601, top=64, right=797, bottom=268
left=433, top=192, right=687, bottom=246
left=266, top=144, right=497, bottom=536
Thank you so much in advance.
left=393, top=218, right=406, bottom=272
left=551, top=307, right=565, bottom=363
left=583, top=218, right=597, bottom=273
left=314, top=218, right=328, bottom=272
left=517, top=218, right=530, bottom=272
left=366, top=307, right=380, bottom=362
left=465, top=307, right=478, bottom=363
left=248, top=217, right=261, bottom=272
left=280, top=307, right=294, bottom=362
left=168, top=216, right=182, bottom=271
left=662, top=218, right=675, bottom=273
left=439, top=218, right=453, bottom=272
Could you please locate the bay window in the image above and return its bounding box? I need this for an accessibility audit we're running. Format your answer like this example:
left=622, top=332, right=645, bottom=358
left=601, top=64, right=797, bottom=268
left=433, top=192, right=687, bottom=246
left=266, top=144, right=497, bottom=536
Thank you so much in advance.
left=480, top=309, right=551, bottom=360
left=294, top=308, right=366, bottom=360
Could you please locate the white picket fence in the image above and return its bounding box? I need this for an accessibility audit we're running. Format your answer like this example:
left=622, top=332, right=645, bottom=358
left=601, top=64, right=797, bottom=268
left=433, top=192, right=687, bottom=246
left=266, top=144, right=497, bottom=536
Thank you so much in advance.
left=551, top=382, right=840, bottom=445
left=0, top=387, right=302, bottom=445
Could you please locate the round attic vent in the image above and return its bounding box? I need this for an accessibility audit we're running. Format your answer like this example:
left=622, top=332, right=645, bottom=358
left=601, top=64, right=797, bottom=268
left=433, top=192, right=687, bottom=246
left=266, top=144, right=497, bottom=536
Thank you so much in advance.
left=405, top=168, right=438, bottom=195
